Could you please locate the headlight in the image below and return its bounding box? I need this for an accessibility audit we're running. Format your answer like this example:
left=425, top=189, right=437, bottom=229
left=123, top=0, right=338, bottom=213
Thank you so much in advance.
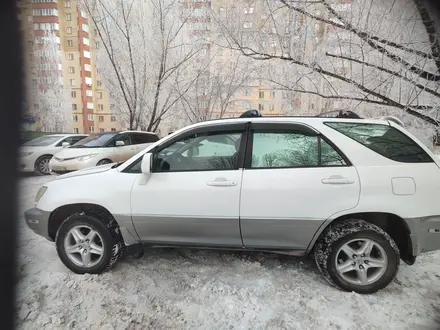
left=35, top=186, right=47, bottom=204
left=76, top=154, right=98, bottom=161
left=20, top=152, right=33, bottom=157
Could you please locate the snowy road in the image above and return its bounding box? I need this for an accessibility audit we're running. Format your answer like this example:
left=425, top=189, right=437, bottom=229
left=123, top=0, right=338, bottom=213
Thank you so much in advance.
left=16, top=175, right=440, bottom=330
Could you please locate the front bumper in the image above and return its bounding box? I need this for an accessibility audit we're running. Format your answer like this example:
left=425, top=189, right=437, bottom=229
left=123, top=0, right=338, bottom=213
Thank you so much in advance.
left=406, top=215, right=440, bottom=256
left=19, top=156, right=37, bottom=172
left=24, top=207, right=52, bottom=241
left=49, top=158, right=97, bottom=174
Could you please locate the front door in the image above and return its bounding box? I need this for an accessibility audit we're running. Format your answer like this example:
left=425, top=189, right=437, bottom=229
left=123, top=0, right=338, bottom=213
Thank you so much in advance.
left=113, top=133, right=134, bottom=162
left=130, top=124, right=247, bottom=246
left=240, top=123, right=360, bottom=250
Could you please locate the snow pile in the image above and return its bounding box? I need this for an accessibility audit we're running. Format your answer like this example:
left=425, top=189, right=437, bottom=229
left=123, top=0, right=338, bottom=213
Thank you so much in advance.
left=16, top=176, right=440, bottom=330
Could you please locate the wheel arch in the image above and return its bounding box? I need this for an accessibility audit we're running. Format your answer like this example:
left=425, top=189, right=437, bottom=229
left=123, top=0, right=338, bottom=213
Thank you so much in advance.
left=34, top=154, right=54, bottom=166
left=307, top=212, right=415, bottom=265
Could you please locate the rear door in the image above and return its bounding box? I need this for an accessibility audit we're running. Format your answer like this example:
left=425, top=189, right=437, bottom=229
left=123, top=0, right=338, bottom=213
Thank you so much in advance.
left=239, top=122, right=360, bottom=250
left=113, top=133, right=134, bottom=162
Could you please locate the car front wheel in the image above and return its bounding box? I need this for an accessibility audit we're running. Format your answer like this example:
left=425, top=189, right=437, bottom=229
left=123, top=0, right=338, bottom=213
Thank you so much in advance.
left=55, top=214, right=123, bottom=274
left=34, top=155, right=52, bottom=175
left=314, top=219, right=400, bottom=294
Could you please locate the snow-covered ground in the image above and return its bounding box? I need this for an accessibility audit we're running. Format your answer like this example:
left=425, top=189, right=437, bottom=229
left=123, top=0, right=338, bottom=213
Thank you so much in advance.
left=17, top=175, right=440, bottom=330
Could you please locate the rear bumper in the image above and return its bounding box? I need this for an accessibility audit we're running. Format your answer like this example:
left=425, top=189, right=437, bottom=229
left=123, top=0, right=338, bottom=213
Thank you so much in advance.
left=406, top=215, right=440, bottom=255
left=24, top=207, right=52, bottom=241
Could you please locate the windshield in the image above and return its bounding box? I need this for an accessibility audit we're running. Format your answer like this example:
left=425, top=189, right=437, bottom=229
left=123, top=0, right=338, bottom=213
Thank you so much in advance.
left=71, top=132, right=118, bottom=148
left=23, top=136, right=61, bottom=147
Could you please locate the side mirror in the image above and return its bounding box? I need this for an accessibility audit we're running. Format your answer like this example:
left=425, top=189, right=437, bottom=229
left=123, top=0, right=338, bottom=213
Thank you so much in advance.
left=115, top=140, right=125, bottom=147
left=141, top=153, right=152, bottom=174
left=62, top=142, right=70, bottom=148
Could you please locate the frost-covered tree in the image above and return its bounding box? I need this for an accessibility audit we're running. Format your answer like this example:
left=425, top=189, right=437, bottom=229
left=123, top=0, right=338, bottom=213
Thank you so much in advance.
left=217, top=0, right=440, bottom=132
left=31, top=30, right=69, bottom=132
left=82, top=0, right=203, bottom=131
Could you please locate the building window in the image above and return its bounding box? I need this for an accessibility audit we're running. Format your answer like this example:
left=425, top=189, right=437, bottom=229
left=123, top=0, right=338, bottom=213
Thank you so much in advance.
left=244, top=7, right=254, bottom=14
left=111, top=128, right=116, bottom=132
left=95, top=41, right=100, bottom=49
left=69, top=66, right=75, bottom=73
left=85, top=77, right=92, bottom=85
left=89, top=126, right=94, bottom=133
left=84, top=64, right=91, bottom=72
left=67, top=40, right=73, bottom=47
left=88, top=114, right=93, bottom=121
left=83, top=37, right=90, bottom=46
left=110, top=116, right=116, bottom=122
left=70, top=79, right=76, bottom=86
left=71, top=91, right=76, bottom=98
left=97, top=80, right=102, bottom=87
left=82, top=24, right=89, bottom=32
left=97, top=92, right=103, bottom=99
left=73, top=128, right=79, bottom=133
left=99, top=128, right=105, bottom=132
left=270, top=91, right=276, bottom=98
left=269, top=105, right=275, bottom=111
left=67, top=27, right=72, bottom=34
left=87, top=102, right=94, bottom=109
left=84, top=50, right=91, bottom=58
left=243, top=102, right=250, bottom=109
left=32, top=8, right=59, bottom=16
left=68, top=53, right=74, bottom=60
left=259, top=104, right=264, bottom=111
left=259, top=91, right=264, bottom=99
left=110, top=104, right=115, bottom=110
left=98, top=104, right=104, bottom=111
left=65, top=13, right=71, bottom=21
left=86, top=89, right=93, bottom=97
left=65, top=0, right=71, bottom=7
left=81, top=10, right=87, bottom=18
left=98, top=116, right=104, bottom=122
left=72, top=115, right=78, bottom=122
left=72, top=104, right=77, bottom=110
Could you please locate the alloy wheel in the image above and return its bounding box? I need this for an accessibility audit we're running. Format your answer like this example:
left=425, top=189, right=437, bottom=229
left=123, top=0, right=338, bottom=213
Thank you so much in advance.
left=64, top=225, right=105, bottom=268
left=335, top=238, right=388, bottom=286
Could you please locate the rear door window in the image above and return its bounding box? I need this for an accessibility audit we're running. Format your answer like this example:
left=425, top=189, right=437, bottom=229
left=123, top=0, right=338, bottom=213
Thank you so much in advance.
left=325, top=122, right=433, bottom=163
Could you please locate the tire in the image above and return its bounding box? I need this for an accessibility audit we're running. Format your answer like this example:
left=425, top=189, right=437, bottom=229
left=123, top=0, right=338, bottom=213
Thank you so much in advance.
left=314, top=219, right=400, bottom=294
left=55, top=214, right=124, bottom=274
left=97, top=159, right=112, bottom=166
left=34, top=155, right=52, bottom=175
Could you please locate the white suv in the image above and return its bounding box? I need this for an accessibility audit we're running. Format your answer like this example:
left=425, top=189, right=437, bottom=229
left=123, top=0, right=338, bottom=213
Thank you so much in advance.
left=25, top=115, right=440, bottom=294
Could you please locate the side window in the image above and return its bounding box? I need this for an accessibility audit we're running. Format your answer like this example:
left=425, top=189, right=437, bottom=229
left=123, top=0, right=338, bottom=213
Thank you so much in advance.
left=115, top=134, right=131, bottom=146
left=70, top=136, right=87, bottom=145
left=131, top=133, right=159, bottom=145
left=153, top=132, right=242, bottom=172
left=251, top=132, right=319, bottom=168
left=325, top=122, right=433, bottom=163
left=321, top=139, right=347, bottom=166
left=57, top=136, right=80, bottom=146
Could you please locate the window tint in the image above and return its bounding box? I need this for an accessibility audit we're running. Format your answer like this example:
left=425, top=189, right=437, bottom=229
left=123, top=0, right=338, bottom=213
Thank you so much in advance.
left=153, top=132, right=242, bottom=172
left=325, top=122, right=433, bottom=163
left=131, top=133, right=159, bottom=145
left=251, top=132, right=319, bottom=168
left=321, top=139, right=347, bottom=166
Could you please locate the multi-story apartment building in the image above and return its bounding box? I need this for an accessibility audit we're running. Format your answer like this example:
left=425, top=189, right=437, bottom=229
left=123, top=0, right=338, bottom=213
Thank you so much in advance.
left=20, top=0, right=121, bottom=134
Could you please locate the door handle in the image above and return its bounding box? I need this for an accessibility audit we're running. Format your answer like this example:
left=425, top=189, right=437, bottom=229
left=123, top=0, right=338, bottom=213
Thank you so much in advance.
left=321, top=175, right=354, bottom=185
left=206, top=178, right=237, bottom=187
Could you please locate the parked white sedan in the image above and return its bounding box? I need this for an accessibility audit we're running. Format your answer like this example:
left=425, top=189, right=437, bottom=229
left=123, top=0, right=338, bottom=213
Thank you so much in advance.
left=19, top=134, right=88, bottom=175
left=49, top=130, right=159, bottom=174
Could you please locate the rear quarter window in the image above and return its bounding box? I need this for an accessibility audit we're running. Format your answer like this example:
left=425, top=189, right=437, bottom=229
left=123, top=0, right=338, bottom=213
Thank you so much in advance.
left=324, top=122, right=433, bottom=163
left=131, top=133, right=159, bottom=144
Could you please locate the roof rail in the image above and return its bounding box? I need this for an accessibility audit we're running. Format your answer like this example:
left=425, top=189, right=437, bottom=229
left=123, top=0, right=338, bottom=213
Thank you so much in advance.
left=376, top=116, right=404, bottom=127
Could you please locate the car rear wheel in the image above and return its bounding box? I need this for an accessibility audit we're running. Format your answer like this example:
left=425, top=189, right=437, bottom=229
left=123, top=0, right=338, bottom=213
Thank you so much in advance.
left=314, top=219, right=400, bottom=294
left=34, top=155, right=52, bottom=175
left=55, top=214, right=123, bottom=274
